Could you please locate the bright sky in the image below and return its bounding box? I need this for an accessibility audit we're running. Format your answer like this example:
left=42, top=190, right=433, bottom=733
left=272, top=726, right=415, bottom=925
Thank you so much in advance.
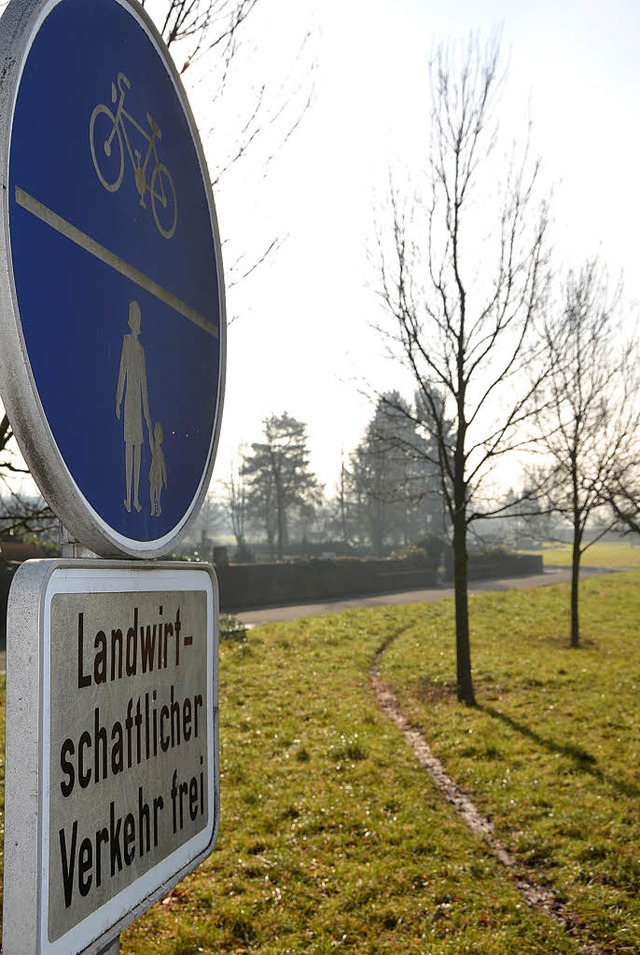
left=5, top=0, right=640, bottom=503
left=193, top=0, right=640, bottom=496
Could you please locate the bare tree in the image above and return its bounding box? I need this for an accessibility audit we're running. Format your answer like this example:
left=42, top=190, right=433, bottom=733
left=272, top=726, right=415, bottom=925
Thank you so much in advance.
left=375, top=35, right=549, bottom=704
left=142, top=0, right=260, bottom=74
left=534, top=261, right=640, bottom=647
left=0, top=414, right=57, bottom=539
left=336, top=452, right=354, bottom=548
left=225, top=464, right=252, bottom=558
left=0, top=414, right=19, bottom=478
left=144, top=0, right=314, bottom=288
left=605, top=474, right=640, bottom=535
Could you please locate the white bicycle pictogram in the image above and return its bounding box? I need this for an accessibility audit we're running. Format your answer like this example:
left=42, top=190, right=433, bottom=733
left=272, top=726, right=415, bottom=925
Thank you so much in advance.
left=90, top=72, right=177, bottom=239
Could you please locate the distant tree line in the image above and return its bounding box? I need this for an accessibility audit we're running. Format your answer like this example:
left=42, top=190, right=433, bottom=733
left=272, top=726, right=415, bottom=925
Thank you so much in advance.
left=215, top=398, right=446, bottom=563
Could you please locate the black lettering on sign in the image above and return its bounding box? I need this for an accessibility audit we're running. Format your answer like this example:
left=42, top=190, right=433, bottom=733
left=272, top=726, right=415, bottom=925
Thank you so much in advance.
left=59, top=821, right=78, bottom=908
left=170, top=757, right=206, bottom=834
left=110, top=801, right=122, bottom=877
left=78, top=836, right=93, bottom=897
left=57, top=788, right=166, bottom=908
left=77, top=614, right=91, bottom=688
left=76, top=605, right=186, bottom=688
left=94, top=630, right=107, bottom=684
left=126, top=609, right=138, bottom=676
left=60, top=738, right=75, bottom=797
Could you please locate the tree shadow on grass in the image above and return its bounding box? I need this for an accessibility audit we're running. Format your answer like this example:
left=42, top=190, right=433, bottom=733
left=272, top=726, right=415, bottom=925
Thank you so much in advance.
left=477, top=703, right=640, bottom=800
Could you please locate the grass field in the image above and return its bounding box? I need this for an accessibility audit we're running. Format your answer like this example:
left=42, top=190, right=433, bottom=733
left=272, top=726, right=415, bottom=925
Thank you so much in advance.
left=380, top=571, right=640, bottom=953
left=1, top=562, right=638, bottom=952
left=530, top=538, right=640, bottom=569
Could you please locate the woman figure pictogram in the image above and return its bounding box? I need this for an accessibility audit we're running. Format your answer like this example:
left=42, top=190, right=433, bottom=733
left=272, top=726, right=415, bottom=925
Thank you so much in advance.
left=115, top=300, right=151, bottom=513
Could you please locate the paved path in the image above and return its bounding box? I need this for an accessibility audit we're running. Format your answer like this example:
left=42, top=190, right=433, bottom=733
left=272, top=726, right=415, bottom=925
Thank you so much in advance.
left=0, top=566, right=615, bottom=673
left=231, top=566, right=612, bottom=627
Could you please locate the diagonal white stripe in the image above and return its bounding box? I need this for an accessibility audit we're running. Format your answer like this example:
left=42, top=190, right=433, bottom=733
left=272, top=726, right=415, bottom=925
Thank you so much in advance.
left=15, top=186, right=218, bottom=339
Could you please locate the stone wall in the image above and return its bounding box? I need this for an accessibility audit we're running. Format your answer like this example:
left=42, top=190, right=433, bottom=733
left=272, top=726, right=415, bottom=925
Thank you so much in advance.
left=217, top=551, right=543, bottom=611
left=442, top=550, right=543, bottom=581
left=217, top=559, right=438, bottom=611
left=0, top=551, right=545, bottom=643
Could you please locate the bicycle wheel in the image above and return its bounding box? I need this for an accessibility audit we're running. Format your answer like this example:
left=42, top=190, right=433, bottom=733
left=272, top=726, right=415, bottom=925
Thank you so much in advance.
left=150, top=163, right=177, bottom=239
left=89, top=104, right=124, bottom=192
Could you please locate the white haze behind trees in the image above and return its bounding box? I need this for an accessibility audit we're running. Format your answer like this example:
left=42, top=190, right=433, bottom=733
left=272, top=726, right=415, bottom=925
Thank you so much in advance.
left=1, top=0, right=639, bottom=523
left=207, top=0, right=640, bottom=501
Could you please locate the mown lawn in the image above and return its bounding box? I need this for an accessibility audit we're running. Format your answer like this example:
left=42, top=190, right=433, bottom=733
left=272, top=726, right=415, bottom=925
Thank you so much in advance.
left=1, top=568, right=638, bottom=953
left=380, top=570, right=640, bottom=954
left=531, top=539, right=640, bottom=569
left=121, top=608, right=581, bottom=955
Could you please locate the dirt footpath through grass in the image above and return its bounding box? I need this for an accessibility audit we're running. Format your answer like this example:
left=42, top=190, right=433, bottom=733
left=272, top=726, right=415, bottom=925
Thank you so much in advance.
left=233, top=560, right=620, bottom=955
left=370, top=652, right=607, bottom=955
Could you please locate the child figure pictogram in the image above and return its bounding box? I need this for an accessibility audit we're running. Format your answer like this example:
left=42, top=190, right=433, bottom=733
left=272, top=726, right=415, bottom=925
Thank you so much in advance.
left=149, top=421, right=168, bottom=516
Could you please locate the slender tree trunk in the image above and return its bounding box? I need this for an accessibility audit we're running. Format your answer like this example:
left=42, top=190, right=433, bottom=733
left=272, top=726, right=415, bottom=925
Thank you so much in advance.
left=453, top=325, right=475, bottom=704
left=276, top=517, right=284, bottom=560
left=339, top=464, right=349, bottom=546
left=570, top=455, right=581, bottom=648
left=273, top=462, right=285, bottom=561
left=370, top=500, right=385, bottom=556
left=453, top=497, right=475, bottom=705
left=570, top=516, right=581, bottom=648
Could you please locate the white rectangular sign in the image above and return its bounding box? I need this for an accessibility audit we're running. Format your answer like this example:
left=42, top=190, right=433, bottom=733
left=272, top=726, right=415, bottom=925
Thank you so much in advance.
left=3, top=560, right=219, bottom=955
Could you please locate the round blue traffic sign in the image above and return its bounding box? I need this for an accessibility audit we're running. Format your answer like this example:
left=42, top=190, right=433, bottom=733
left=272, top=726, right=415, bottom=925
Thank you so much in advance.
left=0, top=0, right=225, bottom=557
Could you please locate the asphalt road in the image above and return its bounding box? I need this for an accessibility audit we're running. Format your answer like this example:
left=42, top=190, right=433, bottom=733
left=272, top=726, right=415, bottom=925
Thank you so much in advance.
left=230, top=565, right=613, bottom=627
left=0, top=566, right=615, bottom=673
